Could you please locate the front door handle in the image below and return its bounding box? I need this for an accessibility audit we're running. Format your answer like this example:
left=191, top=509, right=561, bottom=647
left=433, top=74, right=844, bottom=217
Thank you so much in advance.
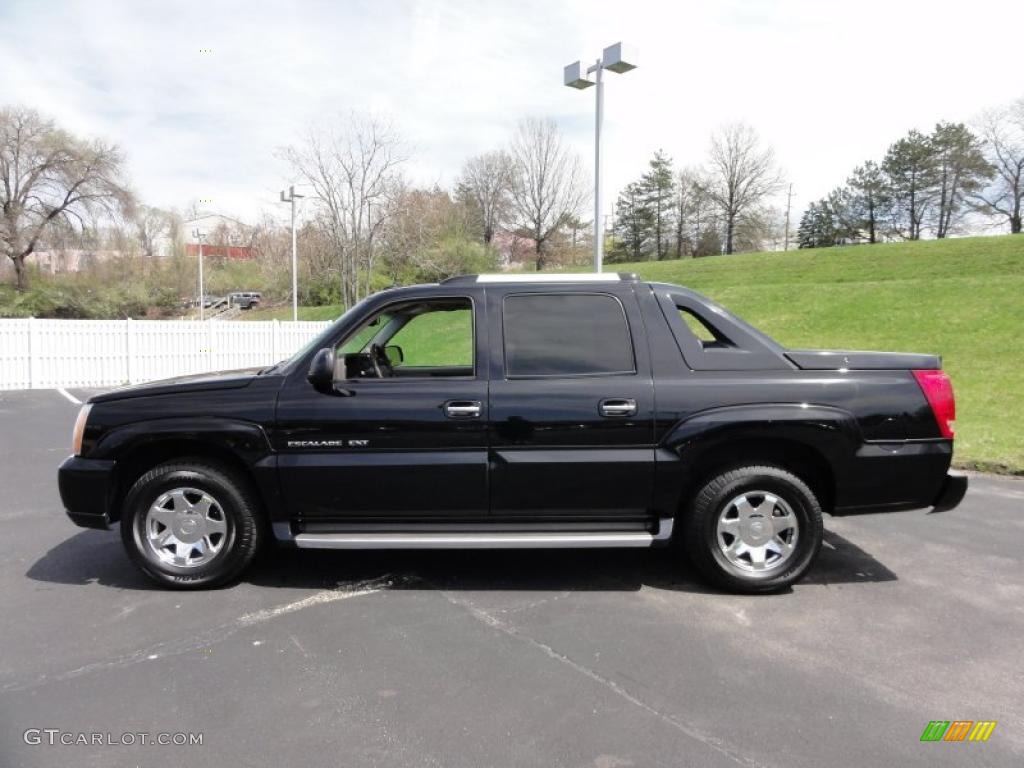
left=600, top=398, right=637, bottom=417
left=444, top=400, right=481, bottom=419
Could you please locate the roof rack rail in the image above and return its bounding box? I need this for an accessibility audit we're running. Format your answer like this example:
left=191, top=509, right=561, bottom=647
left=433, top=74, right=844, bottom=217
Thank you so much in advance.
left=440, top=272, right=639, bottom=285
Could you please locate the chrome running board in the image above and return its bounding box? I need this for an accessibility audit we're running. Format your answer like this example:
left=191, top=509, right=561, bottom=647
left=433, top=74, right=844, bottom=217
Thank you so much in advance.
left=282, top=518, right=674, bottom=549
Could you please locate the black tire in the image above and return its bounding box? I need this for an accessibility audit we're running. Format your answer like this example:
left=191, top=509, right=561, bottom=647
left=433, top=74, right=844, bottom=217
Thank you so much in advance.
left=120, top=459, right=263, bottom=589
left=682, top=465, right=823, bottom=593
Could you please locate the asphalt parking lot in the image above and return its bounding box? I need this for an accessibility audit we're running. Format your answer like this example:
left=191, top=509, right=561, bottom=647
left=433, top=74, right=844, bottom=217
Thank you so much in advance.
left=0, top=388, right=1021, bottom=768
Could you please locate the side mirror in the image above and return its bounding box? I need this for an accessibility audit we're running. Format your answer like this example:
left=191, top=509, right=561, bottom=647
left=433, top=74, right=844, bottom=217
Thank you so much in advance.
left=385, top=345, right=404, bottom=365
left=307, top=348, right=335, bottom=394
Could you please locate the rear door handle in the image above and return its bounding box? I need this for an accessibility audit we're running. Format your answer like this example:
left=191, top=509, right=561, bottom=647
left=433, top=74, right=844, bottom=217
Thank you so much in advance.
left=599, top=398, right=637, bottom=417
left=444, top=400, right=481, bottom=419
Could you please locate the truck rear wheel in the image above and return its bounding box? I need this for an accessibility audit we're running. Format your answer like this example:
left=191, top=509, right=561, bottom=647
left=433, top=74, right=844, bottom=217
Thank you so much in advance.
left=682, top=465, right=823, bottom=593
left=120, top=459, right=262, bottom=589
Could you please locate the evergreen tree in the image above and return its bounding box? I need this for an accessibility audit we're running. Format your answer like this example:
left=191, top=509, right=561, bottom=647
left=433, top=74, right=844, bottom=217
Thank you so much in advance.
left=640, top=150, right=675, bottom=260
left=930, top=122, right=993, bottom=238
left=613, top=182, right=652, bottom=261
left=882, top=130, right=937, bottom=240
left=672, top=173, right=690, bottom=259
left=797, top=200, right=839, bottom=248
left=846, top=161, right=888, bottom=243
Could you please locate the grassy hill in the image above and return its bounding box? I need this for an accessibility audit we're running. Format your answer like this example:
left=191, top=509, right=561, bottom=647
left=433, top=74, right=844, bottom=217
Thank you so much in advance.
left=241, top=303, right=344, bottom=322
left=247, top=235, right=1023, bottom=473
left=623, top=235, right=1023, bottom=473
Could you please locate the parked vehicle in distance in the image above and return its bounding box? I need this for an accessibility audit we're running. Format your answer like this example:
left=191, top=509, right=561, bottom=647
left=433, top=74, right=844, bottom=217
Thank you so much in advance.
left=58, top=273, right=966, bottom=592
left=229, top=291, right=262, bottom=310
left=194, top=294, right=227, bottom=309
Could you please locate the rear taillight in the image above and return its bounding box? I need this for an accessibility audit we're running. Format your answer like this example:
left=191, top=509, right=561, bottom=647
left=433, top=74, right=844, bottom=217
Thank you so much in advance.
left=912, top=369, right=955, bottom=439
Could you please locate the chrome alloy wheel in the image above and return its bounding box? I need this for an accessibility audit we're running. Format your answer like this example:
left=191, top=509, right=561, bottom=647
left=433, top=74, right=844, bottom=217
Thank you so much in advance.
left=143, top=487, right=228, bottom=568
left=715, top=491, right=799, bottom=572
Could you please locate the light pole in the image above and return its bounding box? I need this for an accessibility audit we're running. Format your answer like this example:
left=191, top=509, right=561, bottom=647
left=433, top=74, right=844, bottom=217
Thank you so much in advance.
left=280, top=185, right=304, bottom=322
left=192, top=228, right=206, bottom=321
left=564, top=42, right=637, bottom=273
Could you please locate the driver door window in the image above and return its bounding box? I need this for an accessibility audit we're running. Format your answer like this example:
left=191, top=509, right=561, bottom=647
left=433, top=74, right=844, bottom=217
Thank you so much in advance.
left=336, top=298, right=474, bottom=379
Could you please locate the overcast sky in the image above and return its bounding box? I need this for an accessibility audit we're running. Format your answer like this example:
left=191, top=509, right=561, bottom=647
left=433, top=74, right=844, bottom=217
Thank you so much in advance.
left=2, top=0, right=1022, bottom=226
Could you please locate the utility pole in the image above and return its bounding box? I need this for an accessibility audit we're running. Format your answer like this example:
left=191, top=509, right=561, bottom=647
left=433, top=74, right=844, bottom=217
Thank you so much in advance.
left=192, top=228, right=206, bottom=320
left=280, top=186, right=304, bottom=321
left=783, top=183, right=794, bottom=252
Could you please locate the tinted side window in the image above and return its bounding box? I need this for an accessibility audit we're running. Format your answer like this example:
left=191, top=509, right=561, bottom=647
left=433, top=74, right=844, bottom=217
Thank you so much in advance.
left=503, top=293, right=635, bottom=377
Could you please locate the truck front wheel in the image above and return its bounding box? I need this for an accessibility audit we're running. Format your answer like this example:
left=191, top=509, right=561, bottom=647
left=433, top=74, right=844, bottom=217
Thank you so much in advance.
left=682, top=465, right=823, bottom=593
left=120, top=459, right=263, bottom=589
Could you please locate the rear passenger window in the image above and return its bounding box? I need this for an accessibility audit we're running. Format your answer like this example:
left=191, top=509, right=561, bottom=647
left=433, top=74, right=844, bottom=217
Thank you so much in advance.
left=679, top=308, right=732, bottom=348
left=503, top=293, right=635, bottom=377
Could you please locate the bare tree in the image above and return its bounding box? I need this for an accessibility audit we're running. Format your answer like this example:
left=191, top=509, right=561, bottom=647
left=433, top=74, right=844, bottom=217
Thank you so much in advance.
left=973, top=99, right=1024, bottom=234
left=134, top=205, right=169, bottom=258
left=508, top=118, right=588, bottom=270
left=0, top=106, right=131, bottom=290
left=281, top=113, right=407, bottom=307
left=670, top=167, right=707, bottom=258
left=456, top=150, right=512, bottom=244
left=704, top=123, right=784, bottom=254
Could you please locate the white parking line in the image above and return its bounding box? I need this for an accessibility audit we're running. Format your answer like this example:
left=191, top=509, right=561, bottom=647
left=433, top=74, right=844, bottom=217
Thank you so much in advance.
left=56, top=388, right=81, bottom=405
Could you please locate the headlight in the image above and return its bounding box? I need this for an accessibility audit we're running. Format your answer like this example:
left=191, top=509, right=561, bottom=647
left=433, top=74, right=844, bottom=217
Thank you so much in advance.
left=72, top=404, right=92, bottom=456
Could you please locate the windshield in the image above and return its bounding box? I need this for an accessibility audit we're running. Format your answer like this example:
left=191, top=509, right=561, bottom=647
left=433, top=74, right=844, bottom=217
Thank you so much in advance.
left=338, top=312, right=395, bottom=354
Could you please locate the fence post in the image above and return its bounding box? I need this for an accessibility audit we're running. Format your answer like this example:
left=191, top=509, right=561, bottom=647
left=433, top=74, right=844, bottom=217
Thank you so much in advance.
left=124, top=318, right=132, bottom=384
left=27, top=317, right=38, bottom=389
left=272, top=319, right=279, bottom=363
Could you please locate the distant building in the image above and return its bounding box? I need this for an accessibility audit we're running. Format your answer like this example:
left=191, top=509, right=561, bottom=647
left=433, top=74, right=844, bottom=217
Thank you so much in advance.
left=180, top=213, right=255, bottom=260
left=30, top=249, right=123, bottom=274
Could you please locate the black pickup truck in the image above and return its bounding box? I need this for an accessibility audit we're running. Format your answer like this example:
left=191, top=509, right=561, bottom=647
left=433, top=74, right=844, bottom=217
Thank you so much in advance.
left=59, top=273, right=966, bottom=592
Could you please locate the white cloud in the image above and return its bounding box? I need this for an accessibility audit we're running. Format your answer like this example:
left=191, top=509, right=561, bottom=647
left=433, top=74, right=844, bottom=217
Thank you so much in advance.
left=1, top=0, right=1021, bottom=223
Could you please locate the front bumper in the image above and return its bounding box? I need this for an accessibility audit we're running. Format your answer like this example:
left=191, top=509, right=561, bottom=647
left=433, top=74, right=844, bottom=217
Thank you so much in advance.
left=931, top=471, right=968, bottom=513
left=58, top=455, right=116, bottom=530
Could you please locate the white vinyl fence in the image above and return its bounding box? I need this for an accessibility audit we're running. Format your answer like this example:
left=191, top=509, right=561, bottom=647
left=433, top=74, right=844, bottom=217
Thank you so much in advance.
left=0, top=318, right=331, bottom=390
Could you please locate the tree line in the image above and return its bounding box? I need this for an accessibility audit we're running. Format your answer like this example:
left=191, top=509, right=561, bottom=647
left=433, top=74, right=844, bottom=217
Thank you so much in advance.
left=281, top=114, right=589, bottom=307
left=1, top=105, right=592, bottom=304
left=3, top=95, right=1022, bottom=308
left=798, top=97, right=1024, bottom=248
left=610, top=123, right=785, bottom=261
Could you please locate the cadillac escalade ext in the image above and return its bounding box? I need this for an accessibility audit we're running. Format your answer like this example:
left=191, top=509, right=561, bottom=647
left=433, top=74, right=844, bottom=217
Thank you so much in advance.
left=58, top=273, right=967, bottom=592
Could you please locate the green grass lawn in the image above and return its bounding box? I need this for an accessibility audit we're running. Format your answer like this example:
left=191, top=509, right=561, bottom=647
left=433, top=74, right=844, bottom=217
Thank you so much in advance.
left=388, top=309, right=473, bottom=366
left=622, top=235, right=1024, bottom=474
left=246, top=235, right=1023, bottom=473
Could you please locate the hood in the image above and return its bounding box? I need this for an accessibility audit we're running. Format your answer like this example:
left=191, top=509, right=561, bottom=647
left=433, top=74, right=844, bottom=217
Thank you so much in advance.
left=88, top=367, right=263, bottom=403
